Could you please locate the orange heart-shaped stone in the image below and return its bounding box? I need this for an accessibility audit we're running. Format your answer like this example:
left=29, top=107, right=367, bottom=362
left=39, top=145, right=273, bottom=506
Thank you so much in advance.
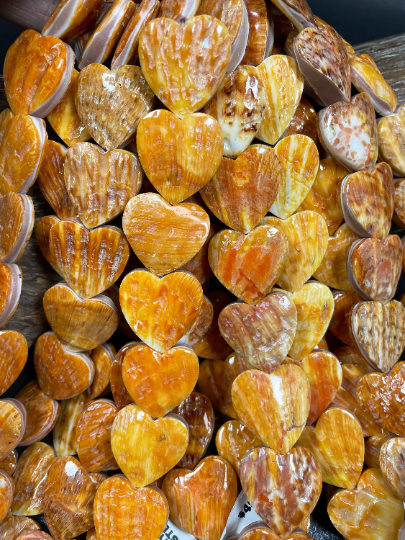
left=122, top=193, right=210, bottom=275
left=53, top=393, right=86, bottom=457
left=139, top=16, right=231, bottom=117
left=42, top=0, right=104, bottom=42
left=238, top=527, right=313, bottom=540
left=179, top=223, right=215, bottom=285
left=43, top=283, right=120, bottom=351
left=137, top=110, right=223, bottom=204
left=0, top=264, right=22, bottom=329
left=283, top=97, right=318, bottom=144
left=35, top=216, right=62, bottom=275
left=94, top=475, right=169, bottom=540
left=333, top=344, right=374, bottom=372
left=11, top=442, right=56, bottom=516
left=0, top=193, right=34, bottom=264
left=379, top=437, right=405, bottom=501
left=111, top=342, right=137, bottom=410
left=0, top=470, right=14, bottom=522
left=378, top=104, right=405, bottom=176
left=240, top=446, right=322, bottom=537
left=0, top=399, right=26, bottom=459
left=232, top=365, right=310, bottom=453
left=328, top=291, right=362, bottom=347
left=122, top=344, right=199, bottom=417
left=200, top=146, right=281, bottom=233
left=328, top=468, right=404, bottom=540
left=340, top=162, right=394, bottom=240
left=120, top=269, right=203, bottom=352
left=178, top=295, right=213, bottom=347
left=216, top=419, right=262, bottom=476
left=43, top=456, right=105, bottom=540
left=209, top=227, right=289, bottom=305
left=34, top=332, right=95, bottom=400
left=173, top=392, right=214, bottom=469
left=86, top=344, right=115, bottom=401
left=158, top=0, right=200, bottom=21
left=0, top=449, right=17, bottom=476
left=365, top=433, right=394, bottom=469
left=0, top=330, right=27, bottom=396
left=0, top=514, right=39, bottom=539
left=262, top=211, right=329, bottom=293
left=241, top=0, right=273, bottom=65
left=111, top=403, right=189, bottom=487
left=49, top=219, right=130, bottom=299
left=76, top=64, right=154, bottom=150
left=4, top=30, right=74, bottom=117
left=219, top=293, right=297, bottom=372
left=76, top=399, right=118, bottom=473
left=64, top=142, right=143, bottom=228
left=297, top=407, right=365, bottom=488
left=162, top=455, right=238, bottom=540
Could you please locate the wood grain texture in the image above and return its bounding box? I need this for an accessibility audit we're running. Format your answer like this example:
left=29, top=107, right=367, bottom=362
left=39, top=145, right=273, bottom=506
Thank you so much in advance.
left=0, top=0, right=59, bottom=33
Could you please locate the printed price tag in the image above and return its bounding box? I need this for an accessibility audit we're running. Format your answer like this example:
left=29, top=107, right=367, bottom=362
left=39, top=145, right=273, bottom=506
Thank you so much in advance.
left=220, top=491, right=265, bottom=540
left=159, top=520, right=196, bottom=540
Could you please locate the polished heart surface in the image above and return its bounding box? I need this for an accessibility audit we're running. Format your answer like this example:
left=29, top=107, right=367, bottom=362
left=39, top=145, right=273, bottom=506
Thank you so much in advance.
left=49, top=219, right=130, bottom=299
left=0, top=330, right=28, bottom=396
left=43, top=283, right=120, bottom=351
left=0, top=193, right=34, bottom=264
left=297, top=407, right=365, bottom=488
left=270, top=0, right=316, bottom=31
left=241, top=0, right=273, bottom=66
left=394, top=178, right=405, bottom=228
left=122, top=344, right=199, bottom=417
left=340, top=162, right=394, bottom=240
left=180, top=222, right=215, bottom=286
left=240, top=446, right=322, bottom=537
left=219, top=293, right=297, bottom=372
left=209, top=227, right=289, bottom=305
left=256, top=55, right=304, bottom=145
left=328, top=291, right=362, bottom=347
left=162, top=455, right=238, bottom=540
left=119, top=269, right=203, bottom=352
left=0, top=514, right=40, bottom=539
left=43, top=456, right=105, bottom=540
left=111, top=343, right=137, bottom=410
left=347, top=236, right=402, bottom=303
left=365, top=433, right=393, bottom=469
left=34, top=332, right=95, bottom=400
left=158, top=0, right=200, bottom=20
left=122, top=193, right=210, bottom=275
left=111, top=403, right=189, bottom=487
left=64, top=142, right=143, bottom=228
left=283, top=96, right=318, bottom=143
left=4, top=30, right=74, bottom=117
left=178, top=295, right=213, bottom=347
left=334, top=344, right=374, bottom=373
left=11, top=442, right=56, bottom=516
left=0, top=449, right=17, bottom=476
left=94, top=475, right=168, bottom=540
left=53, top=393, right=85, bottom=457
left=35, top=216, right=62, bottom=274
left=328, top=468, right=404, bottom=540
left=356, top=362, right=405, bottom=436
left=379, top=437, right=405, bottom=501
left=76, top=64, right=154, bottom=150
left=318, top=92, right=378, bottom=172
left=139, top=16, right=231, bottom=117
left=137, top=110, right=223, bottom=204
left=232, top=365, right=310, bottom=453
left=269, top=135, right=319, bottom=219
left=239, top=528, right=313, bottom=540
left=313, top=223, right=360, bottom=291
left=351, top=300, right=405, bottom=373
left=42, top=0, right=104, bottom=40
left=262, top=211, right=329, bottom=293
left=200, top=145, right=282, bottom=234
left=0, top=470, right=14, bottom=523
left=202, top=66, right=266, bottom=158
left=0, top=398, right=26, bottom=459
left=378, top=104, right=405, bottom=176
left=216, top=419, right=262, bottom=476
left=86, top=344, right=115, bottom=401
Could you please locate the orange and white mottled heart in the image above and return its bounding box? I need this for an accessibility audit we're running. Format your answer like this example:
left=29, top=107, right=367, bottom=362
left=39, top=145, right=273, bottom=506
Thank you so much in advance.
left=0, top=193, right=34, bottom=263
left=232, top=365, right=310, bottom=453
left=318, top=92, right=378, bottom=172
left=328, top=468, right=404, bottom=540
left=122, top=343, right=199, bottom=417
left=200, top=146, right=281, bottom=233
left=34, top=332, right=95, bottom=400
left=0, top=399, right=26, bottom=459
left=269, top=135, right=319, bottom=219
left=240, top=446, right=321, bottom=537
left=11, top=442, right=56, bottom=516
left=76, top=64, right=154, bottom=150
left=262, top=211, right=329, bottom=293
left=162, top=455, right=238, bottom=540
left=53, top=393, right=85, bottom=457
left=43, top=282, right=120, bottom=352
left=297, top=407, right=364, bottom=488
left=178, top=295, right=213, bottom=347
left=351, top=300, right=405, bottom=373
left=139, top=16, right=231, bottom=117
left=122, top=193, right=210, bottom=275
left=137, top=110, right=223, bottom=204
left=0, top=330, right=27, bottom=395
left=209, top=227, right=289, bottom=305
left=378, top=104, right=405, bottom=177
left=294, top=25, right=351, bottom=106
left=94, top=475, right=169, bottom=540
left=348, top=236, right=402, bottom=303
left=0, top=111, right=47, bottom=195
left=379, top=437, right=405, bottom=501
left=219, top=293, right=297, bottom=372
left=0, top=470, right=13, bottom=522
left=158, top=0, right=201, bottom=21
left=301, top=350, right=342, bottom=424
left=202, top=66, right=266, bottom=158
left=111, top=403, right=189, bottom=487
left=4, top=30, right=74, bottom=117
left=256, top=55, right=304, bottom=145
left=120, top=270, right=203, bottom=352
left=216, top=419, right=262, bottom=476
left=35, top=216, right=62, bottom=275
left=241, top=0, right=273, bottom=66
left=65, top=143, right=143, bottom=228
left=313, top=223, right=360, bottom=292
left=298, top=158, right=346, bottom=235
left=42, top=0, right=104, bottom=40
left=239, top=527, right=312, bottom=539
left=49, top=219, right=130, bottom=299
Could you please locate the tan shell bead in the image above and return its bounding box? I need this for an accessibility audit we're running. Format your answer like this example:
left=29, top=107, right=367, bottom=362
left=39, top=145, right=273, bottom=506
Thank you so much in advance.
left=0, top=193, right=35, bottom=264
left=53, top=393, right=86, bottom=457
left=378, top=104, right=405, bottom=176
left=216, top=419, right=262, bottom=476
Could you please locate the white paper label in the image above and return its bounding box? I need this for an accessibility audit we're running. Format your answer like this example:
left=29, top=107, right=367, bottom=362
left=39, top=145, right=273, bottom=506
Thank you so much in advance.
left=159, top=520, right=196, bottom=540
left=220, top=491, right=264, bottom=540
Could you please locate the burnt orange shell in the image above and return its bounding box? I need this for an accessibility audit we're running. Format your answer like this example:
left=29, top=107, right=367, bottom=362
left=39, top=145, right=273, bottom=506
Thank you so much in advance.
left=0, top=264, right=22, bottom=329
left=0, top=330, right=28, bottom=396
left=216, top=419, right=262, bottom=476
left=0, top=449, right=17, bottom=476
left=53, top=393, right=86, bottom=457
left=197, top=0, right=244, bottom=44
left=0, top=399, right=26, bottom=460
left=241, top=0, right=272, bottom=66
left=42, top=0, right=104, bottom=40
left=365, top=432, right=394, bottom=468
left=86, top=344, right=115, bottom=401
left=35, top=216, right=61, bottom=274
left=0, top=193, right=35, bottom=264
left=179, top=223, right=215, bottom=285
left=179, top=295, right=213, bottom=346
left=110, top=343, right=137, bottom=410
left=0, top=470, right=14, bottom=522
left=0, top=514, right=40, bottom=539
left=378, top=104, right=405, bottom=177
left=394, top=178, right=405, bottom=228
left=379, top=437, right=405, bottom=501
left=333, top=344, right=374, bottom=373
left=329, top=291, right=362, bottom=347
left=282, top=97, right=318, bottom=144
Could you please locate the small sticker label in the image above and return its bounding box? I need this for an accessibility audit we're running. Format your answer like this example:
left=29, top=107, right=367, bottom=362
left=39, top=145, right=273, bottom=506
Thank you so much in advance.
left=220, top=491, right=264, bottom=540
left=159, top=520, right=196, bottom=540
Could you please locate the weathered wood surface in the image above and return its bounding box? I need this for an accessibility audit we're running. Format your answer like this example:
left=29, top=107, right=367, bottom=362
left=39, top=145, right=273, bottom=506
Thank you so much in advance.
left=0, top=0, right=59, bottom=32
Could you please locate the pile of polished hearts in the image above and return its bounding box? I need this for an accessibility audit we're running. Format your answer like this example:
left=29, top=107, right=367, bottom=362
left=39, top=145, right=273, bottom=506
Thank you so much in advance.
left=1, top=0, right=405, bottom=538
